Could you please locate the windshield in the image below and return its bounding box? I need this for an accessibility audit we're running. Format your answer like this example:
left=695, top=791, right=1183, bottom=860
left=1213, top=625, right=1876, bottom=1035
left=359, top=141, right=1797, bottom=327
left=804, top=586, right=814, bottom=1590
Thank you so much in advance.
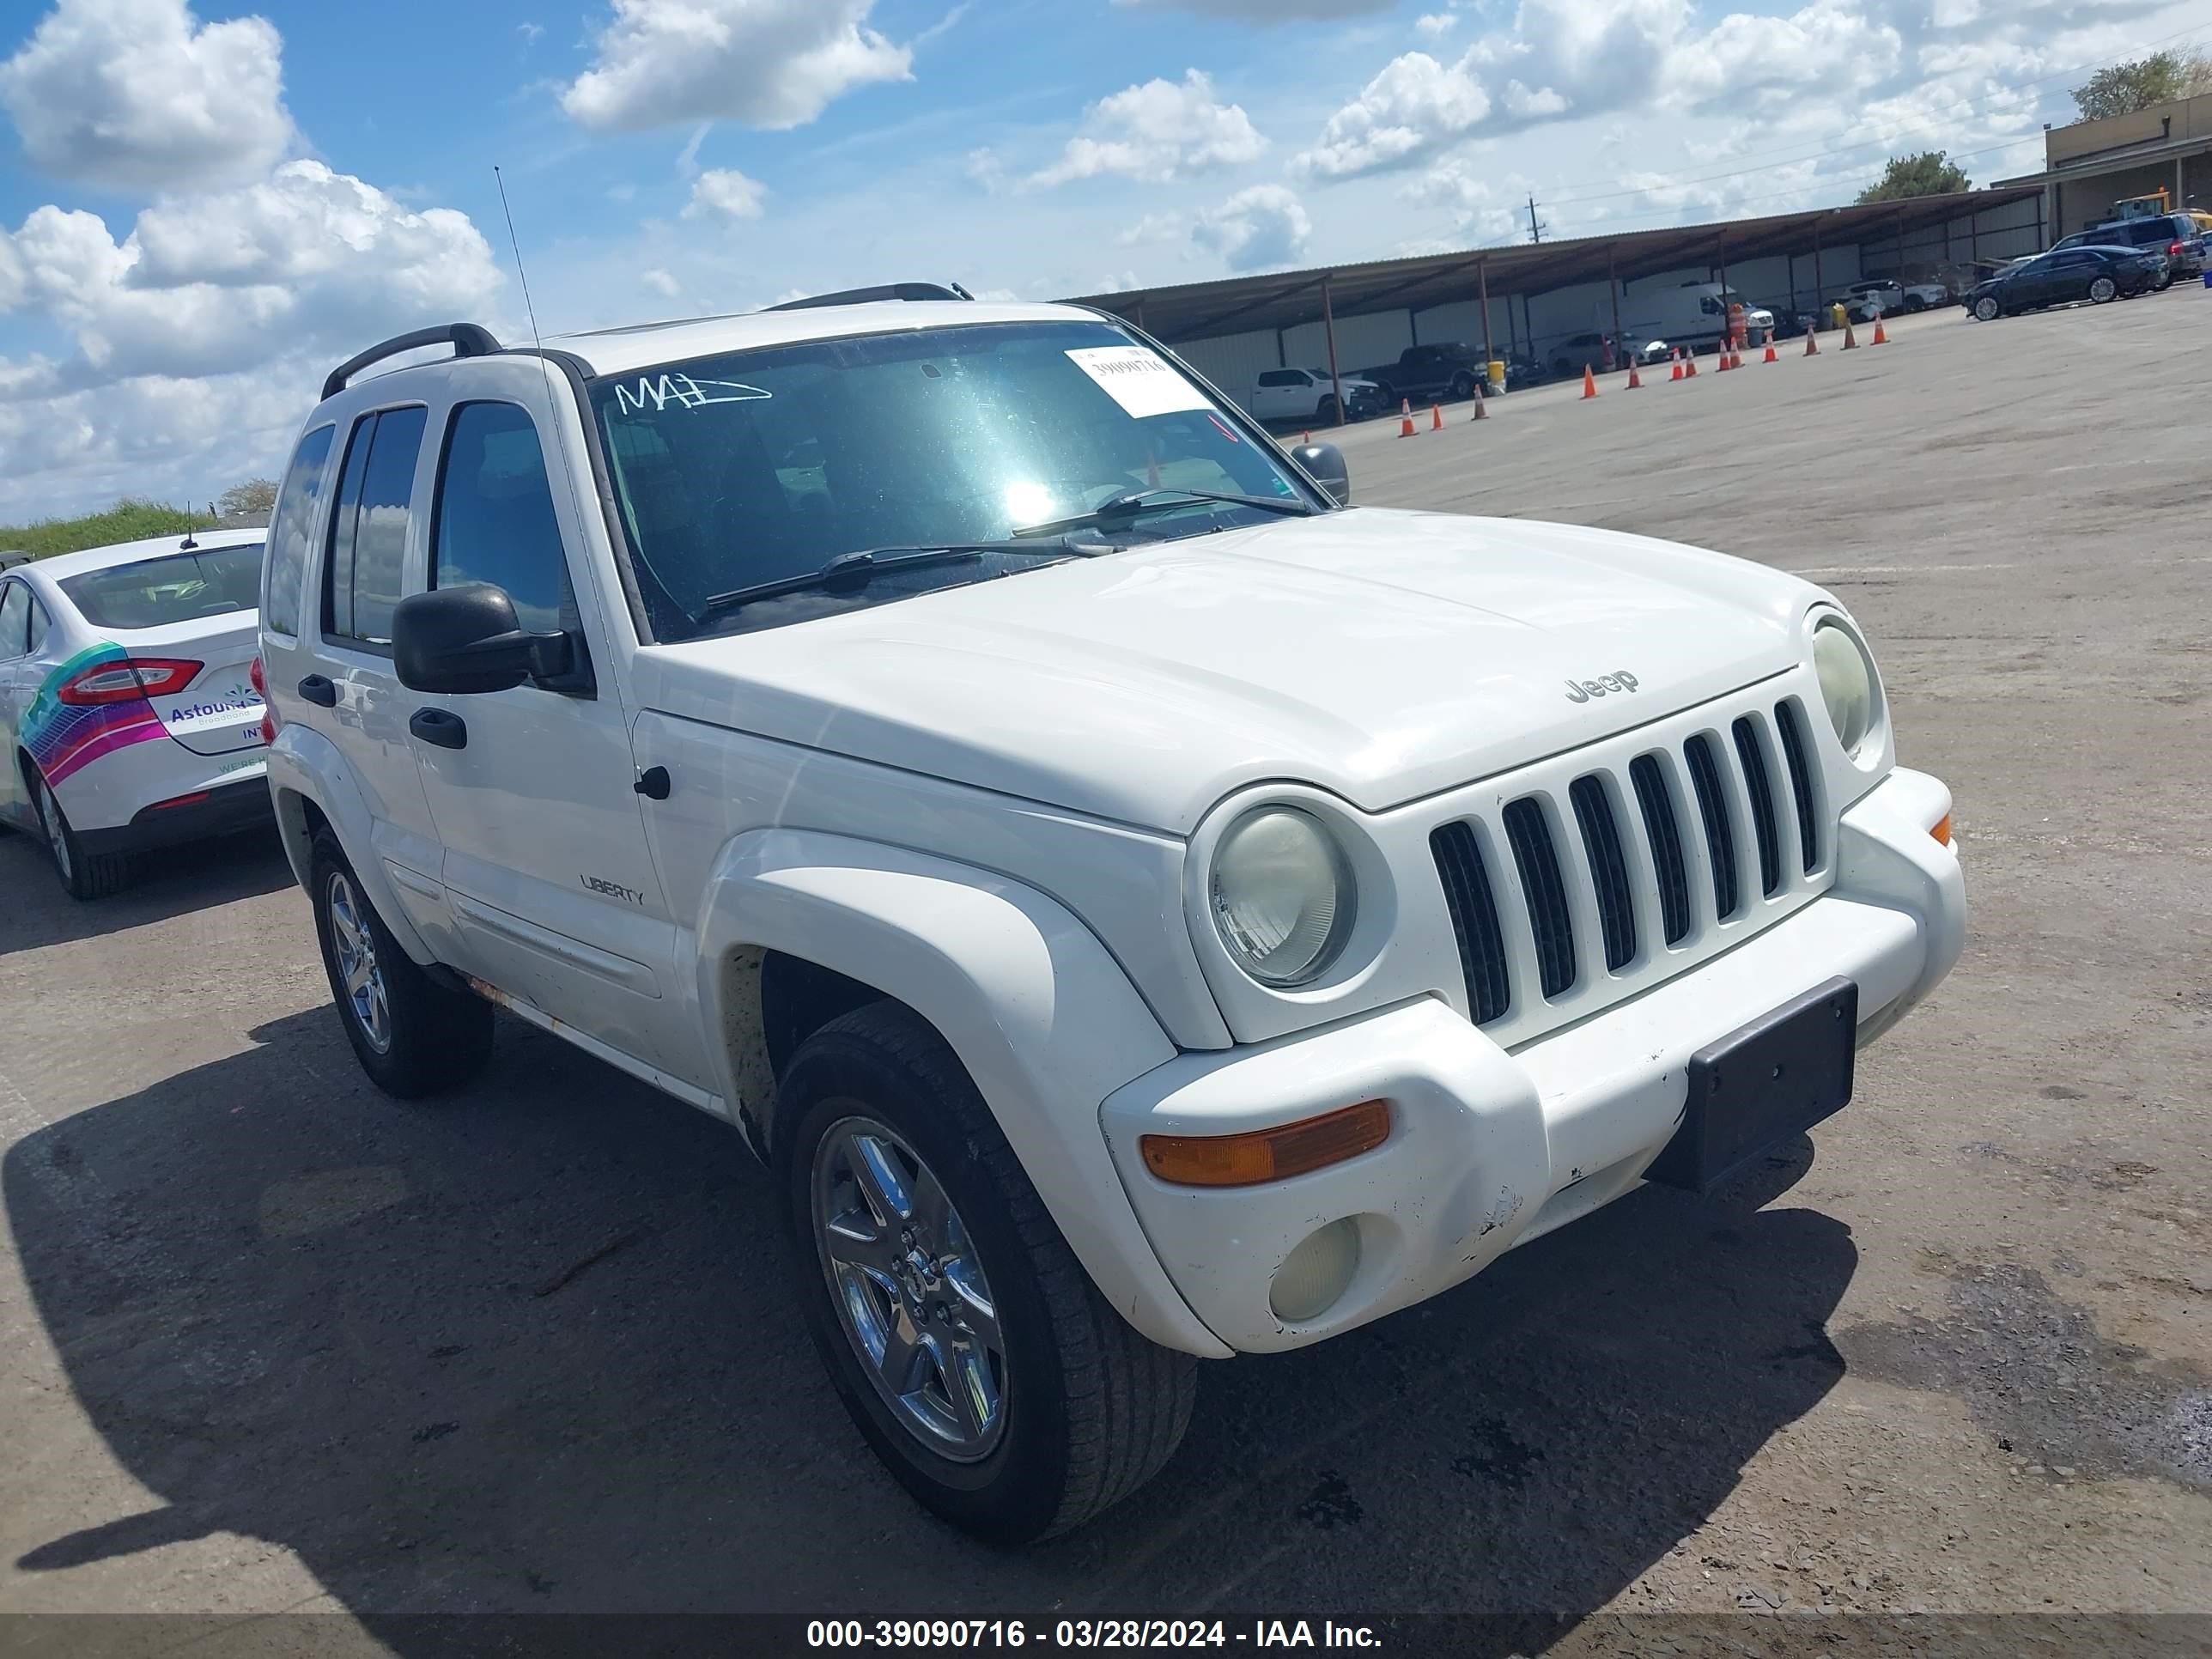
left=591, top=319, right=1320, bottom=641
left=58, top=544, right=264, bottom=629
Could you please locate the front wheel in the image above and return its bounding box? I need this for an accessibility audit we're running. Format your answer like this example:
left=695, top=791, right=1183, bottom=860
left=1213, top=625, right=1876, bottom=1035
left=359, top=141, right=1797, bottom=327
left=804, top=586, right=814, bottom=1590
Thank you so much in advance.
left=2088, top=276, right=2118, bottom=304
left=308, top=831, right=492, bottom=1097
left=781, top=1002, right=1195, bottom=1543
left=1315, top=395, right=1340, bottom=425
left=1972, top=295, right=2002, bottom=322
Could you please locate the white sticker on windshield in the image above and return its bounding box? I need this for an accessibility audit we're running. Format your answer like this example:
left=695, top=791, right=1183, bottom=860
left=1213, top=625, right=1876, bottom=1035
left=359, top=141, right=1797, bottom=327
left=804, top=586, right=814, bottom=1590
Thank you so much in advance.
left=1064, top=346, right=1212, bottom=419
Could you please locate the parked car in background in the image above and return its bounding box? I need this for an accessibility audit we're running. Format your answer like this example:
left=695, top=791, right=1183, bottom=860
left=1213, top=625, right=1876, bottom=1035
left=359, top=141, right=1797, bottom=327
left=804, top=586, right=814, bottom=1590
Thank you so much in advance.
left=1547, top=331, right=1620, bottom=377
left=1250, top=366, right=1383, bottom=426
left=1358, top=341, right=1487, bottom=407
left=0, top=550, right=31, bottom=571
left=1617, top=282, right=1771, bottom=352
left=263, top=291, right=1961, bottom=1544
left=1841, top=278, right=1952, bottom=317
left=2052, top=215, right=2206, bottom=287
left=1964, top=245, right=2154, bottom=319
left=0, top=528, right=270, bottom=898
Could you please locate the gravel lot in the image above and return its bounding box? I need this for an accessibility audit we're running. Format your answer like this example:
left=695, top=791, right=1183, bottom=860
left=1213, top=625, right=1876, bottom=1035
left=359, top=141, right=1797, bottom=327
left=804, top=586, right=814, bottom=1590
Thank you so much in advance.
left=2, top=295, right=2207, bottom=1650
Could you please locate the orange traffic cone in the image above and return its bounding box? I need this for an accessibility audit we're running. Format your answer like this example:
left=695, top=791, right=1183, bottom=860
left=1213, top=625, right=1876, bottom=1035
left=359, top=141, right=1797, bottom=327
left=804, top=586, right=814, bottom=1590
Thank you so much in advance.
left=1431, top=402, right=1444, bottom=431
left=1872, top=317, right=1888, bottom=345
left=1469, top=391, right=1487, bottom=422
left=1625, top=361, right=1643, bottom=389
left=1842, top=319, right=1859, bottom=349
left=1805, top=328, right=1820, bottom=356
left=1302, top=430, right=1311, bottom=446
left=1669, top=349, right=1684, bottom=382
left=1580, top=365, right=1598, bottom=399
left=1762, top=330, right=1778, bottom=364
left=1398, top=398, right=1417, bottom=437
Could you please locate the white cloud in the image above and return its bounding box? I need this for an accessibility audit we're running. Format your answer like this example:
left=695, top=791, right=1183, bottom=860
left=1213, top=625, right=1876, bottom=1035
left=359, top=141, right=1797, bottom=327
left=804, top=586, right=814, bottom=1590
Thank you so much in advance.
left=0, top=0, right=294, bottom=191
left=561, top=0, right=911, bottom=133
left=1405, top=160, right=1523, bottom=243
left=1115, top=210, right=1188, bottom=246
left=641, top=267, right=680, bottom=298
left=1030, top=70, right=1267, bottom=186
left=1192, top=185, right=1310, bottom=272
left=1112, top=0, right=1394, bottom=17
left=683, top=167, right=768, bottom=221
left=1415, top=12, right=1459, bottom=36
left=1295, top=52, right=1490, bottom=179
left=0, top=161, right=501, bottom=385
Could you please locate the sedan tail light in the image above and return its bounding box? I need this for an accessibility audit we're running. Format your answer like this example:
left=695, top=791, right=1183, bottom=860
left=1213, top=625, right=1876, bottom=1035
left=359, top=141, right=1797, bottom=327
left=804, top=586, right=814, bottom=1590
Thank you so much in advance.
left=2171, top=240, right=2185, bottom=257
left=57, top=656, right=203, bottom=705
left=249, top=654, right=266, bottom=696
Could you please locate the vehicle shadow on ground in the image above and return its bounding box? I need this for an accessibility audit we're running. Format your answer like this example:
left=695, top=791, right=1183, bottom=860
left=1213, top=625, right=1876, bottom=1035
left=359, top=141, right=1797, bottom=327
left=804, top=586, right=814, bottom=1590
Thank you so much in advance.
left=0, top=825, right=294, bottom=956
left=9, top=1006, right=1855, bottom=1648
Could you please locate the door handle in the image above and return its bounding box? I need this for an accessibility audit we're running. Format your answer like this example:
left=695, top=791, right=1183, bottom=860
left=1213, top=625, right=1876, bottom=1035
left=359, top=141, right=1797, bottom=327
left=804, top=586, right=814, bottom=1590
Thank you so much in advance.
left=409, top=708, right=467, bottom=750
left=297, top=674, right=337, bottom=708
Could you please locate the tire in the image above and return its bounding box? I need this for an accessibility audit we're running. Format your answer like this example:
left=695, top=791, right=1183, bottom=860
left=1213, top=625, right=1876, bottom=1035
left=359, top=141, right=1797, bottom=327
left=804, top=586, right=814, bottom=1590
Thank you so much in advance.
left=308, top=830, right=492, bottom=1098
left=2089, top=276, right=2118, bottom=305
left=1905, top=295, right=1925, bottom=313
left=1315, top=395, right=1340, bottom=425
left=1972, top=295, right=2001, bottom=322
left=2153, top=273, right=2172, bottom=291
left=1449, top=371, right=1475, bottom=400
left=30, top=769, right=131, bottom=900
left=780, top=1001, right=1196, bottom=1544
left=1368, top=382, right=1393, bottom=410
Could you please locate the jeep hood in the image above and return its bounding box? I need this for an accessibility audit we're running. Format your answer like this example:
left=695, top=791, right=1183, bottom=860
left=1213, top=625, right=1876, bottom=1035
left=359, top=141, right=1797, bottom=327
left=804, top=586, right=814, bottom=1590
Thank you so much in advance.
left=635, top=507, right=1819, bottom=836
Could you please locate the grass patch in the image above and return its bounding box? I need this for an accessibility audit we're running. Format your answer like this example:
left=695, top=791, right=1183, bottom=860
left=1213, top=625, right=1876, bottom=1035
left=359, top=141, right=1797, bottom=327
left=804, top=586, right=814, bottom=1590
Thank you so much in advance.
left=0, top=498, right=213, bottom=561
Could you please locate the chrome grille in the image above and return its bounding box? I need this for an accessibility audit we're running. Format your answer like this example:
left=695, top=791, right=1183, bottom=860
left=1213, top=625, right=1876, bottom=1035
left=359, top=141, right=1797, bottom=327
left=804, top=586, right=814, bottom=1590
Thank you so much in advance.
left=1431, top=692, right=1827, bottom=1036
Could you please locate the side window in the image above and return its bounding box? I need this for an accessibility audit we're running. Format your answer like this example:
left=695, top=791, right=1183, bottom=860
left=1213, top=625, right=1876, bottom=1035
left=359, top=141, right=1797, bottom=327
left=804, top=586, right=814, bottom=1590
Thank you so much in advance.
left=1255, top=370, right=1292, bottom=388
left=0, top=582, right=27, bottom=658
left=323, top=406, right=428, bottom=651
left=262, top=423, right=335, bottom=639
left=430, top=402, right=578, bottom=636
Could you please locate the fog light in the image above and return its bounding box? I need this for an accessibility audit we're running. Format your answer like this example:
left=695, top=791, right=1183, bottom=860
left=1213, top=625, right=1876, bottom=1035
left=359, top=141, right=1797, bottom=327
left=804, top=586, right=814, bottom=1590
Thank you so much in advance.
left=1269, top=1218, right=1362, bottom=1324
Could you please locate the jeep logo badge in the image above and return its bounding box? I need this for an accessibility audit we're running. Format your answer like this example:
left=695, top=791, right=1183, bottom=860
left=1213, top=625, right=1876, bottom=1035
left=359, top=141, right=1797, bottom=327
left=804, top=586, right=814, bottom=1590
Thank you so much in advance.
left=1564, top=672, right=1640, bottom=703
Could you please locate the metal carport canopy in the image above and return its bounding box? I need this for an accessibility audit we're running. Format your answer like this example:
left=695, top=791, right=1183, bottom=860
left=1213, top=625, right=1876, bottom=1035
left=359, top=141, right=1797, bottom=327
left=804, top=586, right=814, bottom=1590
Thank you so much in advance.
left=1063, top=186, right=2044, bottom=343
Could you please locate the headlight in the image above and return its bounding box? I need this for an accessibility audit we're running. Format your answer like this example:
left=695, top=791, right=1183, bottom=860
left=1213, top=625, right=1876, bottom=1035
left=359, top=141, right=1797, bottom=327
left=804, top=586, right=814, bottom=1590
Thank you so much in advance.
left=1813, top=617, right=1880, bottom=759
left=1209, top=807, right=1354, bottom=987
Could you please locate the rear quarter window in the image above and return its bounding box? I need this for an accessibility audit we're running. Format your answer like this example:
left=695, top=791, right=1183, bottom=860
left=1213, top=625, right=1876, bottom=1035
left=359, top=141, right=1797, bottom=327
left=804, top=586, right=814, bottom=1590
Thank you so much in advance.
left=263, top=423, right=337, bottom=638
left=59, top=544, right=265, bottom=629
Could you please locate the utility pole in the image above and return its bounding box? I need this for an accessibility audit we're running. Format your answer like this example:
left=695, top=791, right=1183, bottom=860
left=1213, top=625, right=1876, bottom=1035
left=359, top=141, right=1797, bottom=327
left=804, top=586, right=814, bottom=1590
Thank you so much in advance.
left=1526, top=194, right=1547, bottom=244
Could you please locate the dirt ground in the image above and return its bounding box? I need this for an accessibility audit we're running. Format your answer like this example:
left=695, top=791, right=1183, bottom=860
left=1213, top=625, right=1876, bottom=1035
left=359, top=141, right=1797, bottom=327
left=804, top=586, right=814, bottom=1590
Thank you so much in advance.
left=1, top=295, right=2206, bottom=1655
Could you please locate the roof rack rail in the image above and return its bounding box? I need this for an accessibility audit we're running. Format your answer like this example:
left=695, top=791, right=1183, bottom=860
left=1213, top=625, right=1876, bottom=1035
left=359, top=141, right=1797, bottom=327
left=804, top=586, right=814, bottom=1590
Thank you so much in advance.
left=320, top=323, right=501, bottom=402
left=764, top=282, right=974, bottom=313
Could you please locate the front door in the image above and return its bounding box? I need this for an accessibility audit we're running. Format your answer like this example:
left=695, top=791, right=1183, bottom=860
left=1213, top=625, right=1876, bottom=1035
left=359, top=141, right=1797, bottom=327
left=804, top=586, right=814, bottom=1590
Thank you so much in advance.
left=401, top=389, right=704, bottom=1089
left=0, top=580, right=33, bottom=830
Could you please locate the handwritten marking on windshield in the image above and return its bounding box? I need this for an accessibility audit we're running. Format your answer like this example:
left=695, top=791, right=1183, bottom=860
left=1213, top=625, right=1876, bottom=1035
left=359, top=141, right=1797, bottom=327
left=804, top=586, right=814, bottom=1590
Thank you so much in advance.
left=613, top=374, right=772, bottom=414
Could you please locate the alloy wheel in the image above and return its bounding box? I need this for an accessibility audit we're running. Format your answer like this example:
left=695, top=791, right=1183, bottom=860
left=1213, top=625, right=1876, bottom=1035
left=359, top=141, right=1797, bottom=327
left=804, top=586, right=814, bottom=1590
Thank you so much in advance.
left=38, top=780, right=71, bottom=881
left=811, top=1113, right=1006, bottom=1461
left=326, top=870, right=392, bottom=1054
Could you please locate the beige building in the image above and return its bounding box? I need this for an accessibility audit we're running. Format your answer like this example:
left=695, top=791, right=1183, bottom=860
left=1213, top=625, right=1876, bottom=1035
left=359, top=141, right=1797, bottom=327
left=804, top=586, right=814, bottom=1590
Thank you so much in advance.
left=2000, top=92, right=2212, bottom=234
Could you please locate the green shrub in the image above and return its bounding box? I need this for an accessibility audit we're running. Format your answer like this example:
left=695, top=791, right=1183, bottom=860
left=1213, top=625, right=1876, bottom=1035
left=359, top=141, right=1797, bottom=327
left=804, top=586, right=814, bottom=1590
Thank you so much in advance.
left=0, top=498, right=211, bottom=561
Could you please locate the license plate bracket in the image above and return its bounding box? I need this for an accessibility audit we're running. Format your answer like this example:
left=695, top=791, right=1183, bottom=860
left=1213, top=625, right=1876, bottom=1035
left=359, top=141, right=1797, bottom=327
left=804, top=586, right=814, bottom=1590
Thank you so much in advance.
left=1644, top=976, right=1858, bottom=1195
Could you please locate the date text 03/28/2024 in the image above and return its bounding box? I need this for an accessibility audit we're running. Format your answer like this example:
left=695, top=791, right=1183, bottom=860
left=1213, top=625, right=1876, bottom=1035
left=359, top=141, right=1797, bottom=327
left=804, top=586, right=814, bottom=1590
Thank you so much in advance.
left=805, top=1620, right=1382, bottom=1650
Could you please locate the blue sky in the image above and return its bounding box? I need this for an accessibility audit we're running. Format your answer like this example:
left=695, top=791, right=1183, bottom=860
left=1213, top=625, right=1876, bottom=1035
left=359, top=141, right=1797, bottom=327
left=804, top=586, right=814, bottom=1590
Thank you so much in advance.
left=3, top=0, right=2208, bottom=520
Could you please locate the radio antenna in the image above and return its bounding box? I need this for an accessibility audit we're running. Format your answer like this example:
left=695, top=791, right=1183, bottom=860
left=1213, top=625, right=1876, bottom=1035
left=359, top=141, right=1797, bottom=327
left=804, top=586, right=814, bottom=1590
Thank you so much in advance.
left=490, top=165, right=596, bottom=647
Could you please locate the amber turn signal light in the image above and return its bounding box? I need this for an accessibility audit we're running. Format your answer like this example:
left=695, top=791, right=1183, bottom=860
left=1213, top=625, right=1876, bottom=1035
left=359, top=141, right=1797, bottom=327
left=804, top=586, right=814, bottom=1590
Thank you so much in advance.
left=1929, top=812, right=1953, bottom=847
left=1140, top=1099, right=1391, bottom=1188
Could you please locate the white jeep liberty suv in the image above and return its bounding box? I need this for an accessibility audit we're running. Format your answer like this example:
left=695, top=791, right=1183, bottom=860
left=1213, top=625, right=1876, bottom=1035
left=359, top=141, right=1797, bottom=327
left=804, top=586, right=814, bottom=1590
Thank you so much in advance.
left=258, top=285, right=1965, bottom=1543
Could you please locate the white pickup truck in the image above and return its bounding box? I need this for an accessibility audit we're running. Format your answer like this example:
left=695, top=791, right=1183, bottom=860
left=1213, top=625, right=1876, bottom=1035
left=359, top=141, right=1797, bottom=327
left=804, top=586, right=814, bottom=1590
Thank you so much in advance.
left=258, top=287, right=1965, bottom=1544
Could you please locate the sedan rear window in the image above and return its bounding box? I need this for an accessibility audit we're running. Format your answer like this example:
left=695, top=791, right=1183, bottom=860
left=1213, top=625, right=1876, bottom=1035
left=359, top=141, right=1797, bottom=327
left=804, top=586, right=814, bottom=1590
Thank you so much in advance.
left=58, top=544, right=264, bottom=629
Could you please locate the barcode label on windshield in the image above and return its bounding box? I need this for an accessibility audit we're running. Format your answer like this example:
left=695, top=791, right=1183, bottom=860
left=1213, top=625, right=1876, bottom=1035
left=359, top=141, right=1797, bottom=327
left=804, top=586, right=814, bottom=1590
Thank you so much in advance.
left=1065, top=346, right=1212, bottom=419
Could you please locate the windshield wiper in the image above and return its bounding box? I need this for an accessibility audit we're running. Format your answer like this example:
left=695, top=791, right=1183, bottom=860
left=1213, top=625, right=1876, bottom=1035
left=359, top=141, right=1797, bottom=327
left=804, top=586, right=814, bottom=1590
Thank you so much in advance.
left=1010, top=487, right=1315, bottom=539
left=695, top=541, right=1097, bottom=620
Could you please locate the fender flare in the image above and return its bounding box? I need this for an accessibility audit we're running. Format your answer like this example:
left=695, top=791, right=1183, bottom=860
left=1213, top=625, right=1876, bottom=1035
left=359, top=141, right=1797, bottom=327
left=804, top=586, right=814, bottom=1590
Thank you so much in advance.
left=696, top=827, right=1231, bottom=1358
left=1836, top=767, right=1965, bottom=1016
left=262, top=724, right=439, bottom=967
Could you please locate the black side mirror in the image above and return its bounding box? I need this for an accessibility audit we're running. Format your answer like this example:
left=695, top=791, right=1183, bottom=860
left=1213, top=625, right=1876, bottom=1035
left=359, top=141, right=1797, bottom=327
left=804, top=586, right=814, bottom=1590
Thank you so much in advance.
left=393, top=583, right=572, bottom=695
left=1291, top=441, right=1351, bottom=507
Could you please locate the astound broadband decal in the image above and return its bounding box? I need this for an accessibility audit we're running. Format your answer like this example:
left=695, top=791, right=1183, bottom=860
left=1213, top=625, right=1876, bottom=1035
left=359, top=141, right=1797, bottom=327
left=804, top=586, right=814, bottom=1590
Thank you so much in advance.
left=22, top=643, right=169, bottom=787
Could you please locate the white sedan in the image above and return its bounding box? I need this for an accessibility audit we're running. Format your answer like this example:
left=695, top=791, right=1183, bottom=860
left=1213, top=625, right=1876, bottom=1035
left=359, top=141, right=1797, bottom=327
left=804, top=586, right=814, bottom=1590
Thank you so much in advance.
left=0, top=528, right=271, bottom=898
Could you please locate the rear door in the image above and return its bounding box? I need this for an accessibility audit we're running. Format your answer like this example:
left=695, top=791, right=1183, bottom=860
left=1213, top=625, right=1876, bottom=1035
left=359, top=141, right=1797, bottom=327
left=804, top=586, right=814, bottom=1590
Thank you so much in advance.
left=402, top=379, right=698, bottom=1085
left=0, top=579, right=33, bottom=827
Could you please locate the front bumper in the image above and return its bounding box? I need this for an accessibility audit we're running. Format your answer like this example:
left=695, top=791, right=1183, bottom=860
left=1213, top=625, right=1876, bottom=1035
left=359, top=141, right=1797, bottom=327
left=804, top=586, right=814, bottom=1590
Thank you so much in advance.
left=1100, top=767, right=1963, bottom=1354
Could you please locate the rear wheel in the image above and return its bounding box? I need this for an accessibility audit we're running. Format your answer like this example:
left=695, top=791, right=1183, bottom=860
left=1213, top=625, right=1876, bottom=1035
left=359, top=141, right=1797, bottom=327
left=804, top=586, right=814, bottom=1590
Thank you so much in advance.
left=1315, top=394, right=1340, bottom=425
left=2088, top=276, right=2118, bottom=305
left=31, top=771, right=130, bottom=901
left=308, top=831, right=491, bottom=1097
left=1449, top=371, right=1476, bottom=399
left=781, top=1001, right=1195, bottom=1543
